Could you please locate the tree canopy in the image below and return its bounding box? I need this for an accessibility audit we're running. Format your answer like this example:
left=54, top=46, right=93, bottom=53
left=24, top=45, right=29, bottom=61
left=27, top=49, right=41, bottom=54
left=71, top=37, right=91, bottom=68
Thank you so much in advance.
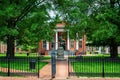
left=54, top=0, right=120, bottom=58
left=0, top=0, right=120, bottom=58
left=0, top=0, right=56, bottom=57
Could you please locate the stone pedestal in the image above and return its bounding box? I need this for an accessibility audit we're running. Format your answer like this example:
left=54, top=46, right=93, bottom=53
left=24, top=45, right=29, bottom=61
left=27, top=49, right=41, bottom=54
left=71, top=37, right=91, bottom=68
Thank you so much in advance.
left=57, top=47, right=65, bottom=60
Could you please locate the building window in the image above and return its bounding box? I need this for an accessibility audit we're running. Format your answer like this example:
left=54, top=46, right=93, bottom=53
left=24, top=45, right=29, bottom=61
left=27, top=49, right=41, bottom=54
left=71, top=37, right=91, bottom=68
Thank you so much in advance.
left=43, top=41, right=46, bottom=48
left=79, top=41, right=82, bottom=48
left=70, top=39, right=74, bottom=48
left=96, top=47, right=99, bottom=50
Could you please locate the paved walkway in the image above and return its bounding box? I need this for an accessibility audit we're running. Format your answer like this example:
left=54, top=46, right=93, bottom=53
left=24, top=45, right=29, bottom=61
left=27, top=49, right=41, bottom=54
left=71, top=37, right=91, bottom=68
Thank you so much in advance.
left=39, top=62, right=51, bottom=79
left=55, top=60, right=68, bottom=79
left=0, top=76, right=120, bottom=80
left=39, top=57, right=69, bottom=79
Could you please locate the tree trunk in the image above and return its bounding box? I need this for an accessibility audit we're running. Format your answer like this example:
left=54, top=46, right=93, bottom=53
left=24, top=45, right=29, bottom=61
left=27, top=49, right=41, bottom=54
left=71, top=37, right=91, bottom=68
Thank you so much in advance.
left=6, top=36, right=15, bottom=58
left=6, top=18, right=16, bottom=58
left=110, top=45, right=118, bottom=58
left=109, top=38, right=118, bottom=58
left=109, top=0, right=118, bottom=58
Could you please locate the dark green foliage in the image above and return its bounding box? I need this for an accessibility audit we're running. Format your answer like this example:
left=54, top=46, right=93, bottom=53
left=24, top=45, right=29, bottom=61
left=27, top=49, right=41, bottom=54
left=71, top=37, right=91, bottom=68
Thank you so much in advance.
left=0, top=0, right=56, bottom=57
left=86, top=0, right=120, bottom=58
left=55, top=0, right=120, bottom=58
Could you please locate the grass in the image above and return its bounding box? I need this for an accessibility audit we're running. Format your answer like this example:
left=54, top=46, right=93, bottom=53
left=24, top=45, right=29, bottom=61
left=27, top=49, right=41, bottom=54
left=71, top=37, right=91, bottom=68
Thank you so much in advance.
left=0, top=59, right=48, bottom=72
left=0, top=53, right=51, bottom=57
left=70, top=55, right=120, bottom=77
left=0, top=53, right=51, bottom=59
left=0, top=53, right=51, bottom=74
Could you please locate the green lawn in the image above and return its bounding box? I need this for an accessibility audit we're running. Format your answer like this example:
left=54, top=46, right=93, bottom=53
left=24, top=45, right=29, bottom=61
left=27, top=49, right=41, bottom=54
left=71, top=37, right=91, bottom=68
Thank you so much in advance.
left=70, top=56, right=120, bottom=77
left=0, top=53, right=51, bottom=74
left=0, top=59, right=48, bottom=72
left=0, top=53, right=51, bottom=57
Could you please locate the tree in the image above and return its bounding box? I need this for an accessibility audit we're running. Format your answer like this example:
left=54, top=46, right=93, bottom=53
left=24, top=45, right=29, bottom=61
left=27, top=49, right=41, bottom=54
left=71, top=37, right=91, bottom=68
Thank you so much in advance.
left=0, top=0, right=54, bottom=58
left=86, top=0, right=120, bottom=58
left=53, top=0, right=89, bottom=38
left=54, top=0, right=120, bottom=58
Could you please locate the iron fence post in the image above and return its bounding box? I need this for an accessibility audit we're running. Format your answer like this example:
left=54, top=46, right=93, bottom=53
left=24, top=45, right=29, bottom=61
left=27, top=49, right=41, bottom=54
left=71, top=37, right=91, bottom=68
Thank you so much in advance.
left=102, top=54, right=105, bottom=77
left=51, top=49, right=56, bottom=78
left=7, top=57, right=10, bottom=76
left=38, top=55, right=40, bottom=78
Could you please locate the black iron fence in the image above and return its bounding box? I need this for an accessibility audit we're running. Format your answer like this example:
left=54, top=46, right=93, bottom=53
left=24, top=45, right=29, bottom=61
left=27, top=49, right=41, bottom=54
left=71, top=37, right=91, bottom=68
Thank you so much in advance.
left=68, top=53, right=120, bottom=77
left=0, top=53, right=40, bottom=77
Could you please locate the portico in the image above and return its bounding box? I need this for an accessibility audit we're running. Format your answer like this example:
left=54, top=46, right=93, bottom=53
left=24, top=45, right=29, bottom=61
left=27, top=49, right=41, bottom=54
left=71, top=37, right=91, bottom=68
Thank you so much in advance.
left=54, top=29, right=70, bottom=50
left=39, top=23, right=86, bottom=55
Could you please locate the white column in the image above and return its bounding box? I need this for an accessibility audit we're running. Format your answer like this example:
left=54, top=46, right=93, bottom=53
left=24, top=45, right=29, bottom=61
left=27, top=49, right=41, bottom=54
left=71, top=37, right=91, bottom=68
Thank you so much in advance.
left=76, top=33, right=79, bottom=50
left=55, top=31, right=58, bottom=50
left=67, top=30, right=70, bottom=50
left=106, top=47, right=109, bottom=53
left=46, top=41, right=49, bottom=50
left=98, top=47, right=102, bottom=54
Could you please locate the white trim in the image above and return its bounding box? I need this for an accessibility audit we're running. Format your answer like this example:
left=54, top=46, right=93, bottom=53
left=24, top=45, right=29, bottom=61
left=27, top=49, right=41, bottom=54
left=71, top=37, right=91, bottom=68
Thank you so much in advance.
left=54, top=29, right=69, bottom=32
left=98, top=47, right=102, bottom=53
left=46, top=41, right=49, bottom=50
left=67, top=30, right=70, bottom=50
left=55, top=31, right=58, bottom=50
left=54, top=29, right=64, bottom=32
left=76, top=33, right=79, bottom=50
left=106, top=47, right=109, bottom=53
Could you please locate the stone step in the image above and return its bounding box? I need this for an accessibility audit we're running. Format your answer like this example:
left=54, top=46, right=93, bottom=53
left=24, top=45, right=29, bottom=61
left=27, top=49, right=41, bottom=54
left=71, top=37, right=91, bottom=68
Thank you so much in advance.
left=48, top=50, right=70, bottom=55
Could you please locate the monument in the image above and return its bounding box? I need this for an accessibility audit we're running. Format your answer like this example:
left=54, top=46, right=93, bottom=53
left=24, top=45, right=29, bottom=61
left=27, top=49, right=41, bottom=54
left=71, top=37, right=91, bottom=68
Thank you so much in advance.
left=57, top=34, right=66, bottom=60
left=57, top=47, right=66, bottom=60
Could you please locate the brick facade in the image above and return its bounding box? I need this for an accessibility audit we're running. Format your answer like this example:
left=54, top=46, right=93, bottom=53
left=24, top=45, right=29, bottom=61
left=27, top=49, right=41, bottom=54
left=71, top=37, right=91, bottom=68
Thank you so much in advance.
left=0, top=42, right=22, bottom=53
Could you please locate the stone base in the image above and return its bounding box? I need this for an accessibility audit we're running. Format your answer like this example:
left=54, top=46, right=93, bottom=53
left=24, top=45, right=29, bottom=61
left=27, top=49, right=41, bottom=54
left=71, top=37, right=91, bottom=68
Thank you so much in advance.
left=56, top=58, right=66, bottom=61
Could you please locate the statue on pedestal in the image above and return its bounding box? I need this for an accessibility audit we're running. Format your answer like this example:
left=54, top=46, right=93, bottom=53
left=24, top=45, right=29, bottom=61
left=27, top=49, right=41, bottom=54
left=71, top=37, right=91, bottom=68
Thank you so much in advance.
left=59, top=34, right=63, bottom=47
left=57, top=47, right=65, bottom=60
left=57, top=34, right=65, bottom=60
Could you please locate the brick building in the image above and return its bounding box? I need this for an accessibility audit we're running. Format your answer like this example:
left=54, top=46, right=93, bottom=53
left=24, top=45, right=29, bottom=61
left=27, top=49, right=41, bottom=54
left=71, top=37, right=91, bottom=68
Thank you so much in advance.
left=0, top=42, right=7, bottom=53
left=39, top=23, right=86, bottom=55
left=0, top=41, right=21, bottom=53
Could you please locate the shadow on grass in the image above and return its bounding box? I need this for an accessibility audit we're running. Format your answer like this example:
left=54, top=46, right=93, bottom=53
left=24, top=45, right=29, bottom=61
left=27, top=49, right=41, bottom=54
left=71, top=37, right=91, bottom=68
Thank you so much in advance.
left=70, top=72, right=120, bottom=77
left=0, top=71, right=24, bottom=77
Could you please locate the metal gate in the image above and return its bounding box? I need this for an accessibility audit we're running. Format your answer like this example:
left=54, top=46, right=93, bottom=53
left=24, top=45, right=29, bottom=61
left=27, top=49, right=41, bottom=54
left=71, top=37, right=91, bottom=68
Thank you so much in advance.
left=0, top=52, right=57, bottom=78
left=51, top=49, right=56, bottom=78
left=38, top=49, right=56, bottom=79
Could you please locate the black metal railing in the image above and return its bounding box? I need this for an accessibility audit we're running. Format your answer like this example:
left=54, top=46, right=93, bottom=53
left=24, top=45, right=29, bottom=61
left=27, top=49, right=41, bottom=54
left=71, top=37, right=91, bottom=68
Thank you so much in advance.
left=68, top=54, right=120, bottom=77
left=0, top=53, right=40, bottom=77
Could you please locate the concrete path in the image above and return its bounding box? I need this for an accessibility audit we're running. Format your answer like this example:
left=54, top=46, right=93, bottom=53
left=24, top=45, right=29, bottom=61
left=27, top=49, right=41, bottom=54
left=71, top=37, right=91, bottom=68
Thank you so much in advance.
left=0, top=76, right=120, bottom=80
left=39, top=57, right=69, bottom=79
left=39, top=62, right=51, bottom=79
left=55, top=60, right=68, bottom=79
